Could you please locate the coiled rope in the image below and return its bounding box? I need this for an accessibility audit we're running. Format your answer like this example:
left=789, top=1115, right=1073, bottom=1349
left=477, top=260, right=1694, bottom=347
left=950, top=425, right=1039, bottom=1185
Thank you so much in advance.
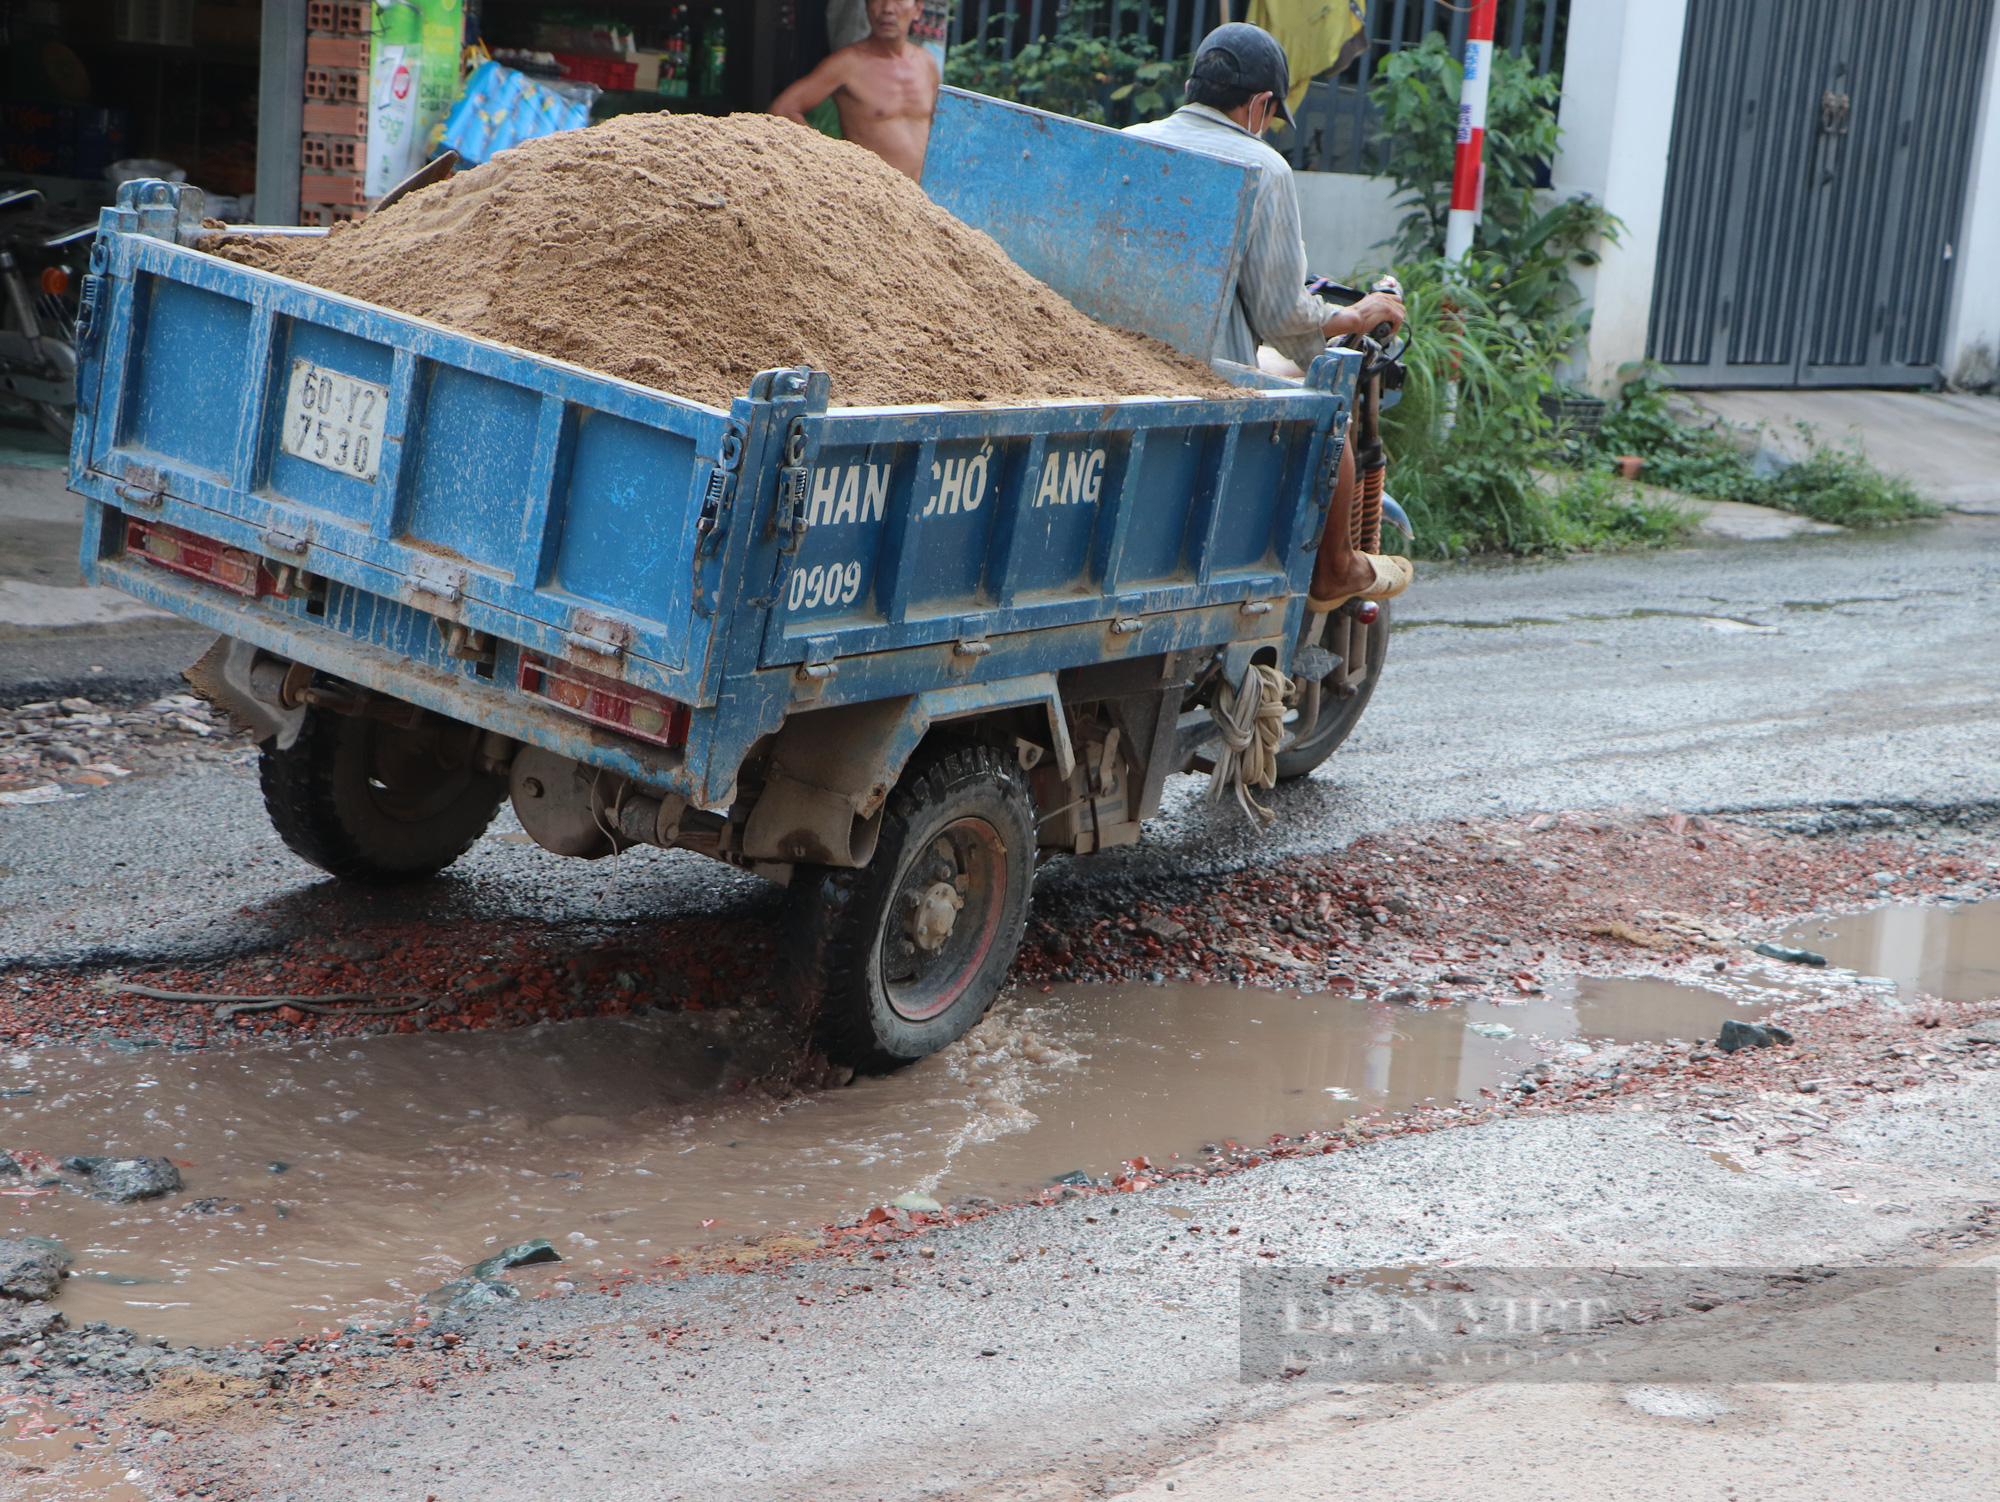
left=1206, top=662, right=1294, bottom=826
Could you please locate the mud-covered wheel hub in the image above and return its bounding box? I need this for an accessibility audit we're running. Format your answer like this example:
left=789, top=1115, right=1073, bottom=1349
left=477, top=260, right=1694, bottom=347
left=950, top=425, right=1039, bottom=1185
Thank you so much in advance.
left=259, top=703, right=506, bottom=885
left=777, top=744, right=1036, bottom=1071
left=362, top=719, right=479, bottom=824
left=881, top=818, right=1003, bottom=1022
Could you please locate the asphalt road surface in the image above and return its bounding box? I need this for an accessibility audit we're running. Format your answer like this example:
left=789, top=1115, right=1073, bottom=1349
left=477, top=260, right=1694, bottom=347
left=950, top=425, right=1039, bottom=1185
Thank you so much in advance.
left=5, top=512, right=1997, bottom=970
left=6, top=513, right=2000, bottom=1502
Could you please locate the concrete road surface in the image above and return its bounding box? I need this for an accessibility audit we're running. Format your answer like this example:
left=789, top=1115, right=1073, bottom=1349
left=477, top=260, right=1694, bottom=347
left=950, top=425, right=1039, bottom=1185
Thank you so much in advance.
left=1693, top=388, right=2000, bottom=511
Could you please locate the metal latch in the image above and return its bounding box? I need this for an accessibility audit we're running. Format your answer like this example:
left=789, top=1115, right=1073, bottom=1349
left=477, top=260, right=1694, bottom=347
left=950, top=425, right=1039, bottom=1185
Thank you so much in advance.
left=114, top=462, right=164, bottom=511
left=565, top=610, right=630, bottom=660
left=770, top=418, right=812, bottom=554
left=794, top=636, right=839, bottom=694
left=1239, top=599, right=1274, bottom=617
left=772, top=466, right=809, bottom=553
left=408, top=557, right=466, bottom=604
left=1109, top=618, right=1144, bottom=635
left=261, top=526, right=308, bottom=557
left=439, top=620, right=495, bottom=664
left=694, top=465, right=735, bottom=557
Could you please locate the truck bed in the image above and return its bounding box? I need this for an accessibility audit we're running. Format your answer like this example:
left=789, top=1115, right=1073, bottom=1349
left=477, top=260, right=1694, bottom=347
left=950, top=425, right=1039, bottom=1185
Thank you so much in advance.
left=72, top=163, right=1356, bottom=812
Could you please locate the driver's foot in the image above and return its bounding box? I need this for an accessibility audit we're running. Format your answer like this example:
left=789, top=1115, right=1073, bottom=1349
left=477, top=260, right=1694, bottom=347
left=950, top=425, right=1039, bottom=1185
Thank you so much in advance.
left=1309, top=549, right=1376, bottom=603
left=1307, top=552, right=1414, bottom=611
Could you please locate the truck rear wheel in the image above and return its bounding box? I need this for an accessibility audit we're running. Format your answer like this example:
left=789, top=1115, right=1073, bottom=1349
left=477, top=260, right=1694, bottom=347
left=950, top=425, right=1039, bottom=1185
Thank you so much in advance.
left=780, top=744, right=1035, bottom=1072
left=1275, top=600, right=1391, bottom=781
left=259, top=704, right=507, bottom=885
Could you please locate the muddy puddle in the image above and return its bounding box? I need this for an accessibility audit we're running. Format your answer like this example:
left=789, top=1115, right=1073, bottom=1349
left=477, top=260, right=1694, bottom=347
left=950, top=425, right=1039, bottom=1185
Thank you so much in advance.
left=0, top=971, right=1781, bottom=1347
left=0, top=1402, right=141, bottom=1501
left=1785, top=897, right=2000, bottom=1004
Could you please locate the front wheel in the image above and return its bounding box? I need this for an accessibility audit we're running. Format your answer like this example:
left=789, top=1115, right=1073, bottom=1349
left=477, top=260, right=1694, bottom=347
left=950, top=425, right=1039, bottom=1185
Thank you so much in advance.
left=259, top=704, right=507, bottom=884
left=1275, top=599, right=1391, bottom=781
left=779, top=744, right=1036, bottom=1072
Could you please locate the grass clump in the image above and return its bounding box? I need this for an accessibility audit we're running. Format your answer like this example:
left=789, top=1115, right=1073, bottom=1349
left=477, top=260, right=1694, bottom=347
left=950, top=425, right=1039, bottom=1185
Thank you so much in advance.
left=1587, top=374, right=1939, bottom=527
left=1755, top=443, right=1936, bottom=526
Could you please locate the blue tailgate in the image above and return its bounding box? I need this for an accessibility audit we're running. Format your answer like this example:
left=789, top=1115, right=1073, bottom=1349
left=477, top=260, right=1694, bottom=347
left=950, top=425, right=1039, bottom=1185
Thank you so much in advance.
left=72, top=194, right=732, bottom=713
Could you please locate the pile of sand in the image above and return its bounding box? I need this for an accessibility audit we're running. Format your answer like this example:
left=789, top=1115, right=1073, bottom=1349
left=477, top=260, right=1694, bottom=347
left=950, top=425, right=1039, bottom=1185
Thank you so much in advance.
left=208, top=112, right=1225, bottom=409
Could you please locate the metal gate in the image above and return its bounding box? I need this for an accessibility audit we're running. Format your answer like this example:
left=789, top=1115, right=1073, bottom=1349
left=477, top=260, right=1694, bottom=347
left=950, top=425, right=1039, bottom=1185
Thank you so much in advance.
left=1649, top=0, right=1995, bottom=387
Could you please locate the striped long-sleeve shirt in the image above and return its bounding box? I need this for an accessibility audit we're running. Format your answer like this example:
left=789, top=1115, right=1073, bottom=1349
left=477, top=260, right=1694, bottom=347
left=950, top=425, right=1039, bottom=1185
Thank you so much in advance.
left=1124, top=104, right=1330, bottom=371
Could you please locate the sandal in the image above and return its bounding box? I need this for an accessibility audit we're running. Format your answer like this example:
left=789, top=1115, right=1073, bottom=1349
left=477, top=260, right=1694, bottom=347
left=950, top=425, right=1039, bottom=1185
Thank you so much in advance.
left=1305, top=552, right=1414, bottom=613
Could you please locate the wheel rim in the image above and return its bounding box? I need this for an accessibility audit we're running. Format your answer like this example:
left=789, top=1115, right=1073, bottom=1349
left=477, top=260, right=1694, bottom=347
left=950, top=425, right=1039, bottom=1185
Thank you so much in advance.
left=878, top=815, right=1006, bottom=1023
left=361, top=719, right=476, bottom=824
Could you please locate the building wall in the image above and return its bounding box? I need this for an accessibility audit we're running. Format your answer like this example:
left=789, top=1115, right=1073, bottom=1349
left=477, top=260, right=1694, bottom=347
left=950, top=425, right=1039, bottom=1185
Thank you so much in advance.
left=1944, top=9, right=2000, bottom=389
left=1550, top=0, right=1692, bottom=394
left=1293, top=171, right=1406, bottom=282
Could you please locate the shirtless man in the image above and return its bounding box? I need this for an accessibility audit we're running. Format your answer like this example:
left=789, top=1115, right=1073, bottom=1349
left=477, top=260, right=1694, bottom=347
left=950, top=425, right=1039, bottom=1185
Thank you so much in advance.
left=769, top=0, right=939, bottom=181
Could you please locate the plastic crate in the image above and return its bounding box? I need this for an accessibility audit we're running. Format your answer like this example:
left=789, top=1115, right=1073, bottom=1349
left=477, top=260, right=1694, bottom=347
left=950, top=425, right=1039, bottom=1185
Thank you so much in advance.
left=1539, top=393, right=1608, bottom=437
left=303, top=67, right=364, bottom=103
left=300, top=135, right=361, bottom=174
left=553, top=52, right=638, bottom=90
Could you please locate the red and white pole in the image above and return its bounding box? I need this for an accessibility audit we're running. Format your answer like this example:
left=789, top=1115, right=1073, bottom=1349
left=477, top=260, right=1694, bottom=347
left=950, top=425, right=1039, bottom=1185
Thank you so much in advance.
left=1444, top=0, right=1499, bottom=264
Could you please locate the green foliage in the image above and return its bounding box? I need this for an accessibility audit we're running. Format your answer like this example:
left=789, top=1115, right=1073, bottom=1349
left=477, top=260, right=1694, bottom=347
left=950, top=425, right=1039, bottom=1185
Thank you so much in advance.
left=1756, top=444, right=1936, bottom=527
left=1588, top=372, right=1940, bottom=527
left=943, top=2, right=1187, bottom=126
left=1377, top=260, right=1690, bottom=557
left=1587, top=373, right=1763, bottom=502
left=1370, top=34, right=1616, bottom=326
left=1353, top=38, right=1656, bottom=557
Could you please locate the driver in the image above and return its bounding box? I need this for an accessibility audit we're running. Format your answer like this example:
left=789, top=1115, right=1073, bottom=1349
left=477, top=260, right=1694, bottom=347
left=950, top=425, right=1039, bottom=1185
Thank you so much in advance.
left=1126, top=23, right=1411, bottom=611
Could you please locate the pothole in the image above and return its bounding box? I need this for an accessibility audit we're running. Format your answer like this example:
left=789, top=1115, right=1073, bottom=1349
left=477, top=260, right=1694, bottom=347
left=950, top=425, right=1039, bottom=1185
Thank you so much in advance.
left=0, top=971, right=1780, bottom=1344
left=1785, top=896, right=2000, bottom=1003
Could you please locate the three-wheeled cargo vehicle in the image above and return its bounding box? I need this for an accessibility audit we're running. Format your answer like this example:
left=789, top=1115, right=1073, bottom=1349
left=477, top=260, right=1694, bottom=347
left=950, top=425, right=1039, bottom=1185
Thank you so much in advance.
left=67, top=90, right=1397, bottom=1068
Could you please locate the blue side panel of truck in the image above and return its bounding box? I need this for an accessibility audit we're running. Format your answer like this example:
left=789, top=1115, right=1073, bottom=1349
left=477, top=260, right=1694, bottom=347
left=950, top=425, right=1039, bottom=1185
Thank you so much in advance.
left=70, top=167, right=1354, bottom=812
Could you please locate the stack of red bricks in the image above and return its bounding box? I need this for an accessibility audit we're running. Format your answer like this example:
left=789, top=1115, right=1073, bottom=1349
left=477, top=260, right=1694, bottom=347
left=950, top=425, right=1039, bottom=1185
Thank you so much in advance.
left=300, top=0, right=370, bottom=226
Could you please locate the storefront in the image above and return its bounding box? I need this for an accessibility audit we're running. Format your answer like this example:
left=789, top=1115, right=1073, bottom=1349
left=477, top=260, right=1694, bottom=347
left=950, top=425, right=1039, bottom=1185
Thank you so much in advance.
left=2, top=1, right=916, bottom=226
left=2, top=0, right=264, bottom=214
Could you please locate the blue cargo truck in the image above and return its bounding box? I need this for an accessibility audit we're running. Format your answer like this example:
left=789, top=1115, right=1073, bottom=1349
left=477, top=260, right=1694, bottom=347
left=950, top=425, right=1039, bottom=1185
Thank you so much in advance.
left=67, top=92, right=1395, bottom=1068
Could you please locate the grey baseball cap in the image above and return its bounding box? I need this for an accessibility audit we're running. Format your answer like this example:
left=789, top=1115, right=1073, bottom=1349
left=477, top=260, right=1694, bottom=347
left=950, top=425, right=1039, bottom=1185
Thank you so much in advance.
left=1189, top=23, right=1295, bottom=126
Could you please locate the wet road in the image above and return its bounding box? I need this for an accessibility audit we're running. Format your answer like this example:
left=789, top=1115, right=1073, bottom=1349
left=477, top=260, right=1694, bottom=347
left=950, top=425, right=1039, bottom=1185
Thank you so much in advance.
left=4, top=515, right=1999, bottom=1501
left=0, top=971, right=1777, bottom=1346
left=5, top=514, right=1998, bottom=967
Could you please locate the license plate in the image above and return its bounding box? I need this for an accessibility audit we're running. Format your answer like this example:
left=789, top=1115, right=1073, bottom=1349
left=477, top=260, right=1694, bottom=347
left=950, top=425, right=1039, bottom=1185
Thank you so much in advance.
left=279, top=359, right=387, bottom=483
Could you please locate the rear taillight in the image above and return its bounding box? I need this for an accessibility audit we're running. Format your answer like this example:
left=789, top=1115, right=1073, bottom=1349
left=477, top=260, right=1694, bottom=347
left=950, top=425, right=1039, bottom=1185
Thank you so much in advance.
left=126, top=518, right=273, bottom=598
left=518, top=652, right=689, bottom=749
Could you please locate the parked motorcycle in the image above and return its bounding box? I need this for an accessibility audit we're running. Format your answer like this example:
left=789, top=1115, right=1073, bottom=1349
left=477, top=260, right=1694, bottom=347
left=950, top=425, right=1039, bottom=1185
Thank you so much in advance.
left=0, top=188, right=95, bottom=440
